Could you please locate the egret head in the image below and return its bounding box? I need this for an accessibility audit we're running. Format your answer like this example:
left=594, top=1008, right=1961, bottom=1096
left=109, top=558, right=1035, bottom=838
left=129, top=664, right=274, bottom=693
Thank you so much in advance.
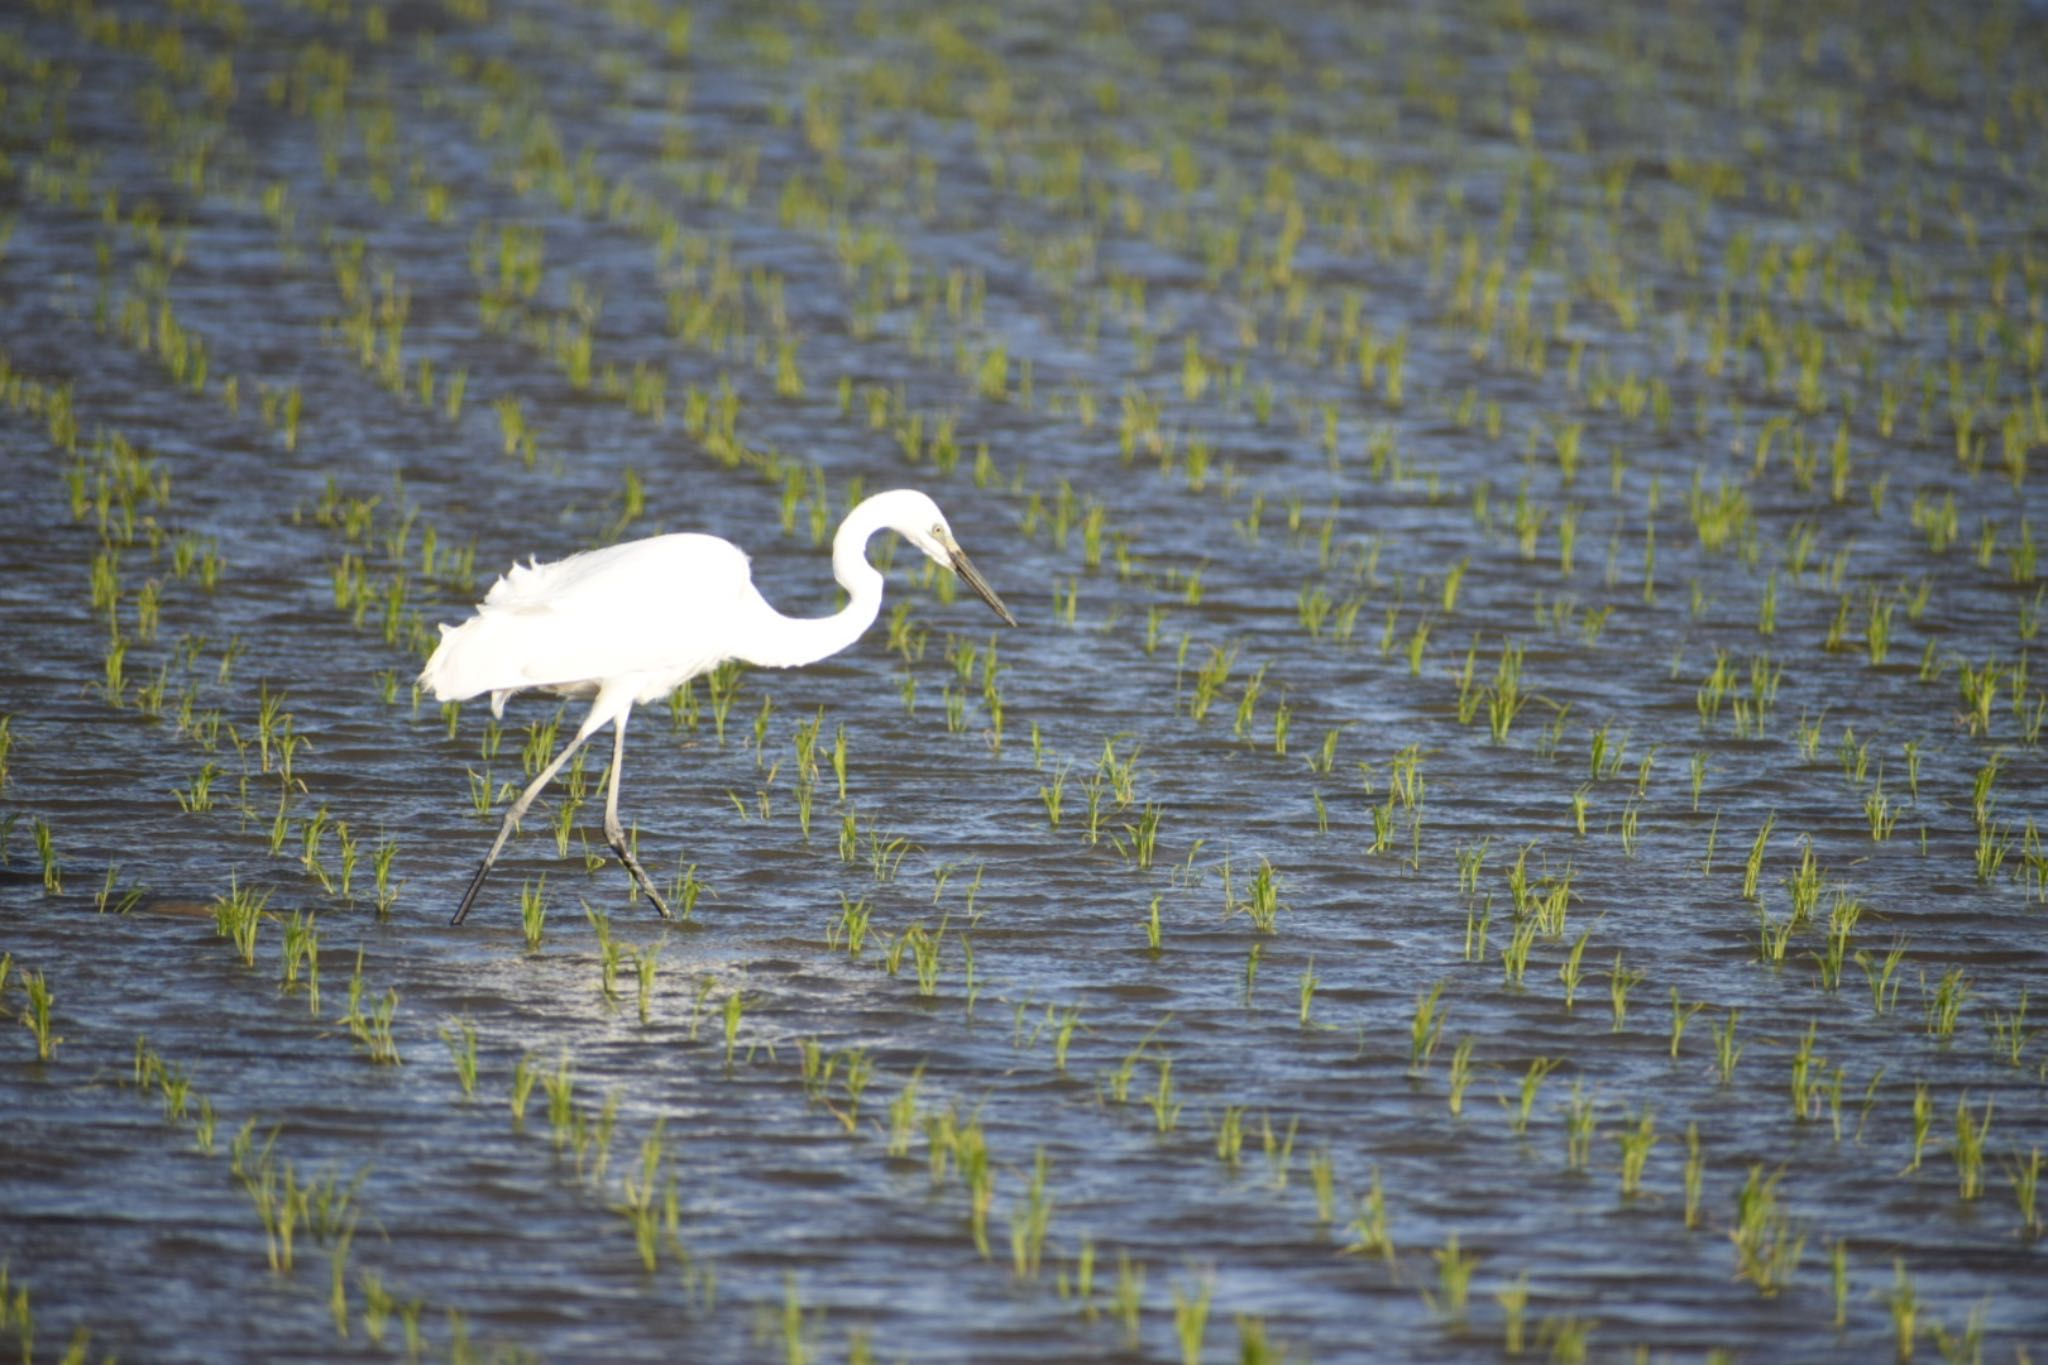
left=878, top=489, right=1018, bottom=627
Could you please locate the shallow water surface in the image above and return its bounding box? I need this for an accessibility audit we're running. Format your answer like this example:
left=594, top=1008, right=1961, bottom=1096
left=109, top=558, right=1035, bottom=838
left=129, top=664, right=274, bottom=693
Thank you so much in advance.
left=3, top=0, right=2046, bottom=1360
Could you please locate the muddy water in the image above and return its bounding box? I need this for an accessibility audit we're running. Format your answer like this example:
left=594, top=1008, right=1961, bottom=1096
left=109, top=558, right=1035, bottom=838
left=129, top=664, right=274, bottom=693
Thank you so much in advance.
left=2, top=0, right=2045, bottom=1360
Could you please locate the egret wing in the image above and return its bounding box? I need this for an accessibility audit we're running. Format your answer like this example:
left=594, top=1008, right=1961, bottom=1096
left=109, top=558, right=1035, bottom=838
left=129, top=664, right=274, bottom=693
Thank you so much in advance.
left=421, top=533, right=757, bottom=703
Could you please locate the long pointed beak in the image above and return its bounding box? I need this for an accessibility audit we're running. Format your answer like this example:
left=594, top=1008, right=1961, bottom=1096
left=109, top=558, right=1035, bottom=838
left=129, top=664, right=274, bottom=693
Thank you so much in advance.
left=950, top=544, right=1018, bottom=626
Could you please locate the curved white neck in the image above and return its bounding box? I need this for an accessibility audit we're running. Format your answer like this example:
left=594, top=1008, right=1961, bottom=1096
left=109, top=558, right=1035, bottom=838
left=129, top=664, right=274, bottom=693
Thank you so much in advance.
left=736, top=499, right=894, bottom=669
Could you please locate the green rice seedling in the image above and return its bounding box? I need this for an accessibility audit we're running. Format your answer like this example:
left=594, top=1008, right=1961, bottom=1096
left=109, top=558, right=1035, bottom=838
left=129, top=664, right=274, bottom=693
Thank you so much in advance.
left=585, top=905, right=623, bottom=1001
left=1188, top=645, right=1236, bottom=721
left=99, top=635, right=128, bottom=709
left=1928, top=1301, right=1989, bottom=1365
left=885, top=1067, right=924, bottom=1159
left=1564, top=1083, right=1598, bottom=1172
left=1447, top=1038, right=1477, bottom=1115
left=866, top=825, right=914, bottom=883
left=630, top=944, right=661, bottom=1025
left=397, top=1299, right=424, bottom=1360
left=1455, top=837, right=1492, bottom=897
left=1866, top=775, right=1903, bottom=841
left=1297, top=959, right=1320, bottom=1028
left=1501, top=914, right=1539, bottom=987
left=440, top=1017, right=478, bottom=1099
left=904, top=922, right=944, bottom=997
left=1040, top=765, right=1073, bottom=826
left=1558, top=930, right=1593, bottom=1010
left=2007, top=1146, right=2042, bottom=1236
left=1008, top=1148, right=1054, bottom=1280
left=94, top=865, right=144, bottom=916
left=1684, top=1124, right=1705, bottom=1229
left=248, top=1156, right=303, bottom=1273
left=359, top=1270, right=391, bottom=1345
left=519, top=876, right=547, bottom=951
left=1618, top=1109, right=1656, bottom=1199
left=1113, top=1254, right=1145, bottom=1347
left=1714, top=1009, right=1743, bottom=1084
left=371, top=837, right=399, bottom=918
left=1883, top=1259, right=1919, bottom=1360
left=1619, top=800, right=1643, bottom=858
left=19, top=970, right=60, bottom=1062
left=212, top=875, right=270, bottom=967
left=1509, top=1057, right=1562, bottom=1137
left=584, top=1091, right=621, bottom=1185
left=1608, top=955, right=1645, bottom=1031
left=1050, top=1007, right=1082, bottom=1074
left=1463, top=896, right=1493, bottom=963
left=1904, top=1081, right=1935, bottom=1174
left=958, top=1119, right=995, bottom=1257
left=1410, top=980, right=1448, bottom=1072
left=1742, top=813, right=1776, bottom=902
left=1790, top=1022, right=1824, bottom=1121
left=1424, top=1234, right=1478, bottom=1326
left=334, top=824, right=360, bottom=900
left=619, top=1119, right=669, bottom=1272
left=660, top=861, right=707, bottom=923
left=1974, top=820, right=2014, bottom=882
left=1242, top=858, right=1281, bottom=933
left=1957, top=660, right=2003, bottom=738
left=1495, top=1271, right=1531, bottom=1354
left=1690, top=752, right=1707, bottom=810
left=1308, top=1148, right=1337, bottom=1224
left=1534, top=1314, right=1596, bottom=1364
left=1818, top=889, right=1866, bottom=991
left=360, top=988, right=401, bottom=1066
left=1235, top=1314, right=1287, bottom=1365
left=1731, top=1165, right=1806, bottom=1295
left=1952, top=1094, right=1993, bottom=1199
left=722, top=991, right=747, bottom=1069
left=1986, top=989, right=2035, bottom=1066
left=173, top=761, right=222, bottom=814
left=1826, top=1238, right=1851, bottom=1328
left=1860, top=939, right=1909, bottom=1015
left=1922, top=967, right=1972, bottom=1040
left=194, top=1095, right=216, bottom=1155
left=1787, top=841, right=1824, bottom=927
left=1118, top=804, right=1163, bottom=870
left=1170, top=1274, right=1212, bottom=1365
left=1148, top=1058, right=1182, bottom=1134
left=465, top=767, right=494, bottom=817
left=1753, top=908, right=1802, bottom=970
left=328, top=1217, right=356, bottom=1335
left=541, top=1052, right=576, bottom=1152
left=510, top=1052, right=539, bottom=1132
left=158, top=1063, right=191, bottom=1124
left=31, top=818, right=60, bottom=894
left=1261, top=1115, right=1299, bottom=1190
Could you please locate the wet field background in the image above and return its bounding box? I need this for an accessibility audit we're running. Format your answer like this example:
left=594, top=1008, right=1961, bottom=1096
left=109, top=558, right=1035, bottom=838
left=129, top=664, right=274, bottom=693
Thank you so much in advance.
left=1, top=0, right=2045, bottom=1360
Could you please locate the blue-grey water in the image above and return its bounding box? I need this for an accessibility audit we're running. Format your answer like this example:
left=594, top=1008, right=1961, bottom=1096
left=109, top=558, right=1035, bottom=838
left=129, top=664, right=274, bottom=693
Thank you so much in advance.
left=2, top=0, right=2044, bottom=1360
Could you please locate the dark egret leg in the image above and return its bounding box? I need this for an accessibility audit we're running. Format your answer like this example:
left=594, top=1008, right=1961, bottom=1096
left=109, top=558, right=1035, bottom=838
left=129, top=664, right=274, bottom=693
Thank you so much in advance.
left=603, top=709, right=673, bottom=919
left=450, top=717, right=601, bottom=926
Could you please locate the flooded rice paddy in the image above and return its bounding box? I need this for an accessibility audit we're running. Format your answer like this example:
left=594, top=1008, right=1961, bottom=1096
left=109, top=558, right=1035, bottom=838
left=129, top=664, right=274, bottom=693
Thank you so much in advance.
left=2, top=0, right=2046, bottom=1359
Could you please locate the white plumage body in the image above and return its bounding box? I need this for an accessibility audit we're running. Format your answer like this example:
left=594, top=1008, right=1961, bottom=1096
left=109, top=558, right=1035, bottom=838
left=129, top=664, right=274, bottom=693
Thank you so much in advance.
left=420, top=532, right=761, bottom=720
left=415, top=489, right=1017, bottom=926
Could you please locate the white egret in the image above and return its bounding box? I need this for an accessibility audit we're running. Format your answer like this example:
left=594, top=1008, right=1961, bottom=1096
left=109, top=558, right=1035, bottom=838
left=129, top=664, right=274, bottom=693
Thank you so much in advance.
left=420, top=488, right=1017, bottom=926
